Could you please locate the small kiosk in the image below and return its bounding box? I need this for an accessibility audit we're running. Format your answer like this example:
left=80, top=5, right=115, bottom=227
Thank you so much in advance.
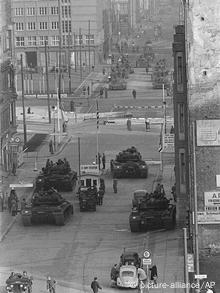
left=80, top=164, right=102, bottom=190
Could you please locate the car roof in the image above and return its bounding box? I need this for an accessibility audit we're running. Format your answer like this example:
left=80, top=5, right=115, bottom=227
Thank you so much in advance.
left=120, top=265, right=137, bottom=272
left=134, top=190, right=147, bottom=194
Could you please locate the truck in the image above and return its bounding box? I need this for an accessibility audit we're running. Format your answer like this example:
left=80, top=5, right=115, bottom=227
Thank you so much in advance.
left=129, top=193, right=176, bottom=232
left=21, top=188, right=73, bottom=226
left=110, top=147, right=148, bottom=178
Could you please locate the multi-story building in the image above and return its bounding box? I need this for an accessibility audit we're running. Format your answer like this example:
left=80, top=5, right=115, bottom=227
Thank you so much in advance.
left=0, top=0, right=18, bottom=173
left=11, top=0, right=106, bottom=69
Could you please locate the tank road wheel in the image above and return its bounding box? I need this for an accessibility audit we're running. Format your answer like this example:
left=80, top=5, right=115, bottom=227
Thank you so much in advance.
left=22, top=216, right=32, bottom=226
left=55, top=214, right=65, bottom=226
left=130, top=221, right=141, bottom=232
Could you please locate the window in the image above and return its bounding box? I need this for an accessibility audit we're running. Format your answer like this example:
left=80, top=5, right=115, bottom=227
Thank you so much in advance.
left=52, top=21, right=59, bottom=30
left=39, top=7, right=47, bottom=15
left=176, top=52, right=184, bottom=92
left=27, top=7, right=35, bottom=15
left=15, top=8, right=24, bottom=16
left=51, top=6, right=58, bottom=15
left=85, top=34, right=94, bottom=45
left=27, top=36, right=37, bottom=46
left=16, top=37, right=25, bottom=47
left=179, top=148, right=186, bottom=193
left=39, top=36, right=48, bottom=46
left=51, top=36, right=59, bottom=46
left=39, top=22, right=48, bottom=30
left=75, top=35, right=83, bottom=45
left=178, top=103, right=185, bottom=140
left=62, top=20, right=70, bottom=33
left=15, top=23, right=24, bottom=31
left=27, top=22, right=36, bottom=30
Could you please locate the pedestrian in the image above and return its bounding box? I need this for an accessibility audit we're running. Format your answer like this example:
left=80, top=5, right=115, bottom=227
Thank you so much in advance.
left=137, top=267, right=147, bottom=293
left=27, top=107, right=31, bottom=114
left=102, top=68, right=106, bottom=75
left=102, top=153, right=106, bottom=170
left=113, top=178, right=118, bottom=193
left=20, top=198, right=27, bottom=211
left=11, top=198, right=17, bottom=216
left=98, top=188, right=104, bottom=205
left=145, top=118, right=150, bottom=131
left=46, top=276, right=56, bottom=293
left=127, top=119, right=132, bottom=131
left=12, top=162, right=16, bottom=176
left=149, top=265, right=158, bottom=284
left=62, top=121, right=67, bottom=132
left=87, top=86, right=90, bottom=96
left=132, top=89, right=136, bottom=99
left=91, top=277, right=102, bottom=293
left=49, top=140, right=54, bottom=154
left=92, top=65, right=95, bottom=71
left=96, top=153, right=101, bottom=170
left=110, top=264, right=119, bottom=287
left=100, top=88, right=104, bottom=98
left=170, top=125, right=174, bottom=134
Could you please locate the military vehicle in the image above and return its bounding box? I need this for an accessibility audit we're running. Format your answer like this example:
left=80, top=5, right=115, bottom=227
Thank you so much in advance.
left=129, top=192, right=176, bottom=232
left=151, top=59, right=170, bottom=89
left=132, top=190, right=147, bottom=208
left=136, top=55, right=148, bottom=68
left=110, top=147, right=148, bottom=178
left=6, top=272, right=33, bottom=293
left=109, top=79, right=127, bottom=90
left=35, top=159, right=77, bottom=192
left=21, top=188, right=73, bottom=226
left=78, top=186, right=97, bottom=212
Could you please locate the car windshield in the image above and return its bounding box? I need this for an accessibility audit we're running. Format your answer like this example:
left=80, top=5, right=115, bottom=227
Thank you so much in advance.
left=121, top=271, right=134, bottom=277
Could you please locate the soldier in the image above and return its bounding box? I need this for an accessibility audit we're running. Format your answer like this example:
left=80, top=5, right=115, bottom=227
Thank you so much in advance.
left=110, top=264, right=119, bottom=286
left=113, top=178, right=118, bottom=193
left=149, top=265, right=158, bottom=284
left=49, top=140, right=54, bottom=154
left=98, top=188, right=104, bottom=205
left=20, top=198, right=27, bottom=211
left=46, top=276, right=56, bottom=293
left=102, top=153, right=106, bottom=170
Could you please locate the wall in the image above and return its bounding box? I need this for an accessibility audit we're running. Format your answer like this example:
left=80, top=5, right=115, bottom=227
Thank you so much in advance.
left=187, top=0, right=220, bottom=248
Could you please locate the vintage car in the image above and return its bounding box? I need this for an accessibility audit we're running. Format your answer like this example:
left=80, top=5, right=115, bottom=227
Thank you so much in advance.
left=132, top=190, right=147, bottom=208
left=6, top=273, right=32, bottom=293
left=116, top=265, right=139, bottom=288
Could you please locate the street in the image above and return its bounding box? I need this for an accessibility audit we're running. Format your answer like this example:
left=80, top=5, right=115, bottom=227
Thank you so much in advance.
left=0, top=68, right=183, bottom=293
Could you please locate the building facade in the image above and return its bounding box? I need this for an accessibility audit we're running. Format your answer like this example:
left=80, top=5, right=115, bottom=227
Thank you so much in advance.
left=0, top=0, right=18, bottom=173
left=11, top=0, right=105, bottom=69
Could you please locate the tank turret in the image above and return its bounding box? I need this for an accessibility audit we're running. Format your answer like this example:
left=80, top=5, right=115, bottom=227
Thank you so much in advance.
left=32, top=189, right=65, bottom=206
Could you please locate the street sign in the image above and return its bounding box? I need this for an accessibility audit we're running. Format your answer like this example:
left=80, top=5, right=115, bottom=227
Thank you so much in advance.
left=195, top=274, right=207, bottom=279
left=187, top=253, right=194, bottom=272
left=143, top=250, right=150, bottom=258
left=9, top=183, right=33, bottom=188
left=14, top=137, right=21, bottom=143
left=142, top=258, right=152, bottom=265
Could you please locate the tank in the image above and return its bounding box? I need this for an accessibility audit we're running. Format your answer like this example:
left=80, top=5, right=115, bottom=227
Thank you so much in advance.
left=129, top=193, right=176, bottom=232
left=109, top=79, right=127, bottom=90
left=151, top=59, right=170, bottom=89
left=35, top=159, right=77, bottom=192
left=110, top=147, right=148, bottom=178
left=78, top=186, right=97, bottom=212
left=21, top=188, right=74, bottom=226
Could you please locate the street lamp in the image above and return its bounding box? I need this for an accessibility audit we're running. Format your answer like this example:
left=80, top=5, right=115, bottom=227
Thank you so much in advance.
left=52, top=106, right=56, bottom=151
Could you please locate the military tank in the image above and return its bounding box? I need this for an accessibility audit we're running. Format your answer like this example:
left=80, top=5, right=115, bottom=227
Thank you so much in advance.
left=151, top=59, right=170, bottom=89
left=35, top=159, right=77, bottom=192
left=21, top=188, right=73, bottom=226
left=129, top=192, right=176, bottom=232
left=110, top=147, right=148, bottom=178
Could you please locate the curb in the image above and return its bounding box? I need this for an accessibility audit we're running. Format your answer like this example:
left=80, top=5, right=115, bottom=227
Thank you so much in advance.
left=0, top=216, right=17, bottom=242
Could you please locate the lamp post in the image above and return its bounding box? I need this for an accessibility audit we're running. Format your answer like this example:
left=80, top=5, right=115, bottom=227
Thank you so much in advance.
left=20, top=54, right=27, bottom=148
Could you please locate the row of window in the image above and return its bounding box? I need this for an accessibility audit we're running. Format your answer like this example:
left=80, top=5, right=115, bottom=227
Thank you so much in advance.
left=16, top=22, right=59, bottom=31
left=15, top=5, right=71, bottom=17
left=16, top=35, right=95, bottom=47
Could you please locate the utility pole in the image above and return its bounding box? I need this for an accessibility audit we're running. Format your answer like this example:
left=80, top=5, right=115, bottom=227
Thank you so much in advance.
left=79, top=27, right=83, bottom=82
left=192, top=121, right=200, bottom=293
left=88, top=20, right=91, bottom=71
left=58, top=0, right=62, bottom=107
left=45, top=41, right=51, bottom=123
left=20, top=54, right=27, bottom=148
left=68, top=27, right=72, bottom=94
left=74, top=32, right=77, bottom=72
left=78, top=137, right=81, bottom=184
left=162, top=84, right=167, bottom=133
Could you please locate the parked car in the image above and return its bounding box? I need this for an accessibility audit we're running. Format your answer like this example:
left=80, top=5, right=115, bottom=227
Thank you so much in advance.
left=116, top=265, right=139, bottom=288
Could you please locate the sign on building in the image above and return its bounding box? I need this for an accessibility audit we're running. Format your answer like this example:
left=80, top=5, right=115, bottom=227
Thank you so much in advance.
left=80, top=164, right=99, bottom=174
left=198, top=211, right=220, bottom=224
left=162, top=133, right=174, bottom=153
left=196, top=120, right=220, bottom=146
left=204, top=191, right=220, bottom=212
left=187, top=253, right=194, bottom=272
